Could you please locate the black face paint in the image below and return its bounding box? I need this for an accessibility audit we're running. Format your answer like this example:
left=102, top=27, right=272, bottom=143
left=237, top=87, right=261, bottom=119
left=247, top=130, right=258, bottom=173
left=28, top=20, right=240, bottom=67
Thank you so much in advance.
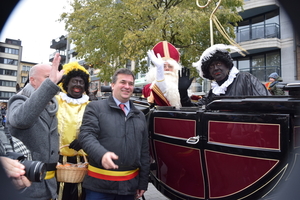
left=209, top=61, right=230, bottom=82
left=67, top=76, right=85, bottom=99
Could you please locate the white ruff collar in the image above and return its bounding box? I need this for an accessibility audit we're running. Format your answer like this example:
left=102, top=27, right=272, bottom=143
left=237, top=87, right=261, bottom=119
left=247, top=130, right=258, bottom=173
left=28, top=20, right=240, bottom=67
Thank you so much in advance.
left=211, top=66, right=239, bottom=95
left=59, top=92, right=89, bottom=104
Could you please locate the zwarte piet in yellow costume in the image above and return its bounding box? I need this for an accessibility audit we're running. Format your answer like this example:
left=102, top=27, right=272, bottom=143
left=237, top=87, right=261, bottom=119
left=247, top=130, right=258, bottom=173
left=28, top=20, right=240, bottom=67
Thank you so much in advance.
left=55, top=61, right=90, bottom=200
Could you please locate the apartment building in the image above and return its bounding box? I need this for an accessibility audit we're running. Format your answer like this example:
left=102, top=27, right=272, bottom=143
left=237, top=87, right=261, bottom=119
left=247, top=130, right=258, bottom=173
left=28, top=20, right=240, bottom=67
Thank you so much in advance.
left=232, top=0, right=299, bottom=82
left=19, top=61, right=37, bottom=88
left=0, top=38, right=22, bottom=102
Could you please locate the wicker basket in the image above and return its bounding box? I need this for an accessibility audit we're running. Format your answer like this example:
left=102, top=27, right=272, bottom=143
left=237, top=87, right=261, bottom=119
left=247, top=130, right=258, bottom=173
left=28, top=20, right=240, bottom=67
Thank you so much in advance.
left=56, top=144, right=88, bottom=183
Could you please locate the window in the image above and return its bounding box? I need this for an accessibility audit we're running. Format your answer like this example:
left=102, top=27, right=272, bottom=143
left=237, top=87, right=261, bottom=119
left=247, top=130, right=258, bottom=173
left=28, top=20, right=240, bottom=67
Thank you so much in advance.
left=234, top=50, right=280, bottom=82
left=235, top=9, right=280, bottom=42
left=251, top=16, right=265, bottom=40
left=0, top=57, right=18, bottom=65
left=22, top=76, right=28, bottom=83
left=0, top=69, right=17, bottom=76
left=265, top=10, right=280, bottom=38
left=0, top=47, right=19, bottom=55
left=22, top=65, right=31, bottom=71
left=266, top=51, right=280, bottom=67
left=237, top=57, right=250, bottom=72
left=190, top=78, right=202, bottom=93
left=266, top=10, right=279, bottom=24
left=0, top=92, right=15, bottom=98
left=236, top=20, right=250, bottom=42
left=0, top=80, right=16, bottom=87
left=265, top=51, right=281, bottom=80
left=252, top=55, right=265, bottom=80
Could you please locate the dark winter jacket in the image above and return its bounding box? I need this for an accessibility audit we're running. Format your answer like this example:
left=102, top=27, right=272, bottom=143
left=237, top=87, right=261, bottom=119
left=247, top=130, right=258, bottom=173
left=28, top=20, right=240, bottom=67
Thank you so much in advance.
left=7, top=78, right=60, bottom=200
left=181, top=72, right=271, bottom=107
left=269, top=76, right=285, bottom=95
left=79, top=95, right=150, bottom=195
left=1, top=108, right=6, bottom=115
left=0, top=131, right=6, bottom=156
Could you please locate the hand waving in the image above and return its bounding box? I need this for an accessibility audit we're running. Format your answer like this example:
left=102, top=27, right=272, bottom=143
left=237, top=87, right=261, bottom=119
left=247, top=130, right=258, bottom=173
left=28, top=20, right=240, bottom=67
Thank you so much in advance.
left=49, top=53, right=65, bottom=84
left=178, top=67, right=194, bottom=92
left=147, top=50, right=164, bottom=81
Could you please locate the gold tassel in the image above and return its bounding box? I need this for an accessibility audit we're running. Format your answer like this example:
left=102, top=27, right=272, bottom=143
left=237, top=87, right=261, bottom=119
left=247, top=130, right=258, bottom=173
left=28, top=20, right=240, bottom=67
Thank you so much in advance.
left=212, top=15, right=248, bottom=56
left=58, top=182, right=64, bottom=200
left=63, top=155, right=67, bottom=164
left=78, top=182, right=82, bottom=200
left=77, top=155, right=82, bottom=200
left=196, top=0, right=248, bottom=56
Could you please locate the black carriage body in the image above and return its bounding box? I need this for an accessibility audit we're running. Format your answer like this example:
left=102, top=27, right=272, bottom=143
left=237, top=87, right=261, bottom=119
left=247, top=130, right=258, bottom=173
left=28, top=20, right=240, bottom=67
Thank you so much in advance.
left=147, top=94, right=300, bottom=200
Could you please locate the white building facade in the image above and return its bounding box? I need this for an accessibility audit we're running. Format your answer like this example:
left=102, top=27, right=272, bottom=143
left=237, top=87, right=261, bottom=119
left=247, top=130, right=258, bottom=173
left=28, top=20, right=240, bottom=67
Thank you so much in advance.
left=0, top=38, right=22, bottom=102
left=232, top=0, right=299, bottom=83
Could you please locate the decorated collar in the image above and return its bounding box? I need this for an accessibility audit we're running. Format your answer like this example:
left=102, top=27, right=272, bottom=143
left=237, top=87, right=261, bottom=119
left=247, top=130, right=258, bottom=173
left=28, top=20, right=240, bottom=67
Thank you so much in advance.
left=59, top=92, right=89, bottom=104
left=211, top=66, right=239, bottom=95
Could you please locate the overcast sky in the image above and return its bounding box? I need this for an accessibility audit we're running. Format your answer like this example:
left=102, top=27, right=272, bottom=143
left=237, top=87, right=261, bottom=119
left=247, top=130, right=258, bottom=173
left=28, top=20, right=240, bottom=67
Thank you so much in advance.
left=0, top=0, right=72, bottom=64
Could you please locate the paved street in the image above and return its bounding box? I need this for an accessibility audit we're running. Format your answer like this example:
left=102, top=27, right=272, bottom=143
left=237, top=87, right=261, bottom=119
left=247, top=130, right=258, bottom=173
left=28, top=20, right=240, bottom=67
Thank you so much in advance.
left=0, top=125, right=4, bottom=134
left=143, top=183, right=169, bottom=200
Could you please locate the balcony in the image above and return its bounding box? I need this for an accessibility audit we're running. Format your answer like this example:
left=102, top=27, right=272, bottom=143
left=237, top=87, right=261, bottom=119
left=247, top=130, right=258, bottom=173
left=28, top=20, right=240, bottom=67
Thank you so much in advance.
left=50, top=35, right=67, bottom=50
left=21, top=70, right=29, bottom=76
left=235, top=23, right=280, bottom=43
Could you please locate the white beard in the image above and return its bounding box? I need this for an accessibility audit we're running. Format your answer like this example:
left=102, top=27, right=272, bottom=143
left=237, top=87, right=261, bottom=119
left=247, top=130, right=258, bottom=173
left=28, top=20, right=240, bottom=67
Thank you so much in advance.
left=164, top=72, right=181, bottom=108
left=150, top=71, right=181, bottom=108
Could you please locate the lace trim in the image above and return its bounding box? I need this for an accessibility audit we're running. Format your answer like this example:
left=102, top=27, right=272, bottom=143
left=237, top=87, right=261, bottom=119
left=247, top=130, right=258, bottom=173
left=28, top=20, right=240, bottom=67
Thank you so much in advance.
left=59, top=92, right=89, bottom=104
left=211, top=66, right=239, bottom=95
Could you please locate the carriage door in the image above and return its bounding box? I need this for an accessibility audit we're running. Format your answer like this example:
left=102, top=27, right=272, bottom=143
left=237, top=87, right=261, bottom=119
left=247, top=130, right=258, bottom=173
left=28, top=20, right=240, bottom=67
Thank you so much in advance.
left=148, top=107, right=206, bottom=199
left=201, top=111, right=290, bottom=199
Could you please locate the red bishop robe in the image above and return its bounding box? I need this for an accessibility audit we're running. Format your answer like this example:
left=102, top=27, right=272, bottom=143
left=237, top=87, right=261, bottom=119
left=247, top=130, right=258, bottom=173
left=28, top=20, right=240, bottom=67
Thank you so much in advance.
left=142, top=83, right=171, bottom=106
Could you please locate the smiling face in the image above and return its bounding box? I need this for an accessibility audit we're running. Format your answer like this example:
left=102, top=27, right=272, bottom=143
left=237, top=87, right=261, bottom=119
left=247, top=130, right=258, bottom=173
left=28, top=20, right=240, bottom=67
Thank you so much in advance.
left=209, top=61, right=230, bottom=82
left=67, top=76, right=85, bottom=98
left=111, top=73, right=134, bottom=103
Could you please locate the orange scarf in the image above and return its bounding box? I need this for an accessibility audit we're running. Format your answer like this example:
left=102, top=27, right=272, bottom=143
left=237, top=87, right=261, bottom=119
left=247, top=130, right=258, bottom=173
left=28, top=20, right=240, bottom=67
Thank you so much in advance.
left=265, top=82, right=271, bottom=90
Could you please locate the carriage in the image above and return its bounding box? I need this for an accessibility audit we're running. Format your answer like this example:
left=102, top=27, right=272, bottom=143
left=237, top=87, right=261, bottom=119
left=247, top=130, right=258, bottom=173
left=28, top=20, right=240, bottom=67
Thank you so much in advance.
left=126, top=83, right=300, bottom=200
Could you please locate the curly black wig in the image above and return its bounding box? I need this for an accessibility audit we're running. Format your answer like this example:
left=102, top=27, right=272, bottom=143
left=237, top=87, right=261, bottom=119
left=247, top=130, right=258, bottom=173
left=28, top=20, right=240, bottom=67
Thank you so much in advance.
left=61, top=70, right=90, bottom=95
left=201, top=50, right=234, bottom=80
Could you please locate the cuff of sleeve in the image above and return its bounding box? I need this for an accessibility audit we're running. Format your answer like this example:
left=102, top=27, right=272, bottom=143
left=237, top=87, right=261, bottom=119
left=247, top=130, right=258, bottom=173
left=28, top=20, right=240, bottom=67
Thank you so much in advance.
left=179, top=91, right=193, bottom=107
left=179, top=89, right=188, bottom=99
